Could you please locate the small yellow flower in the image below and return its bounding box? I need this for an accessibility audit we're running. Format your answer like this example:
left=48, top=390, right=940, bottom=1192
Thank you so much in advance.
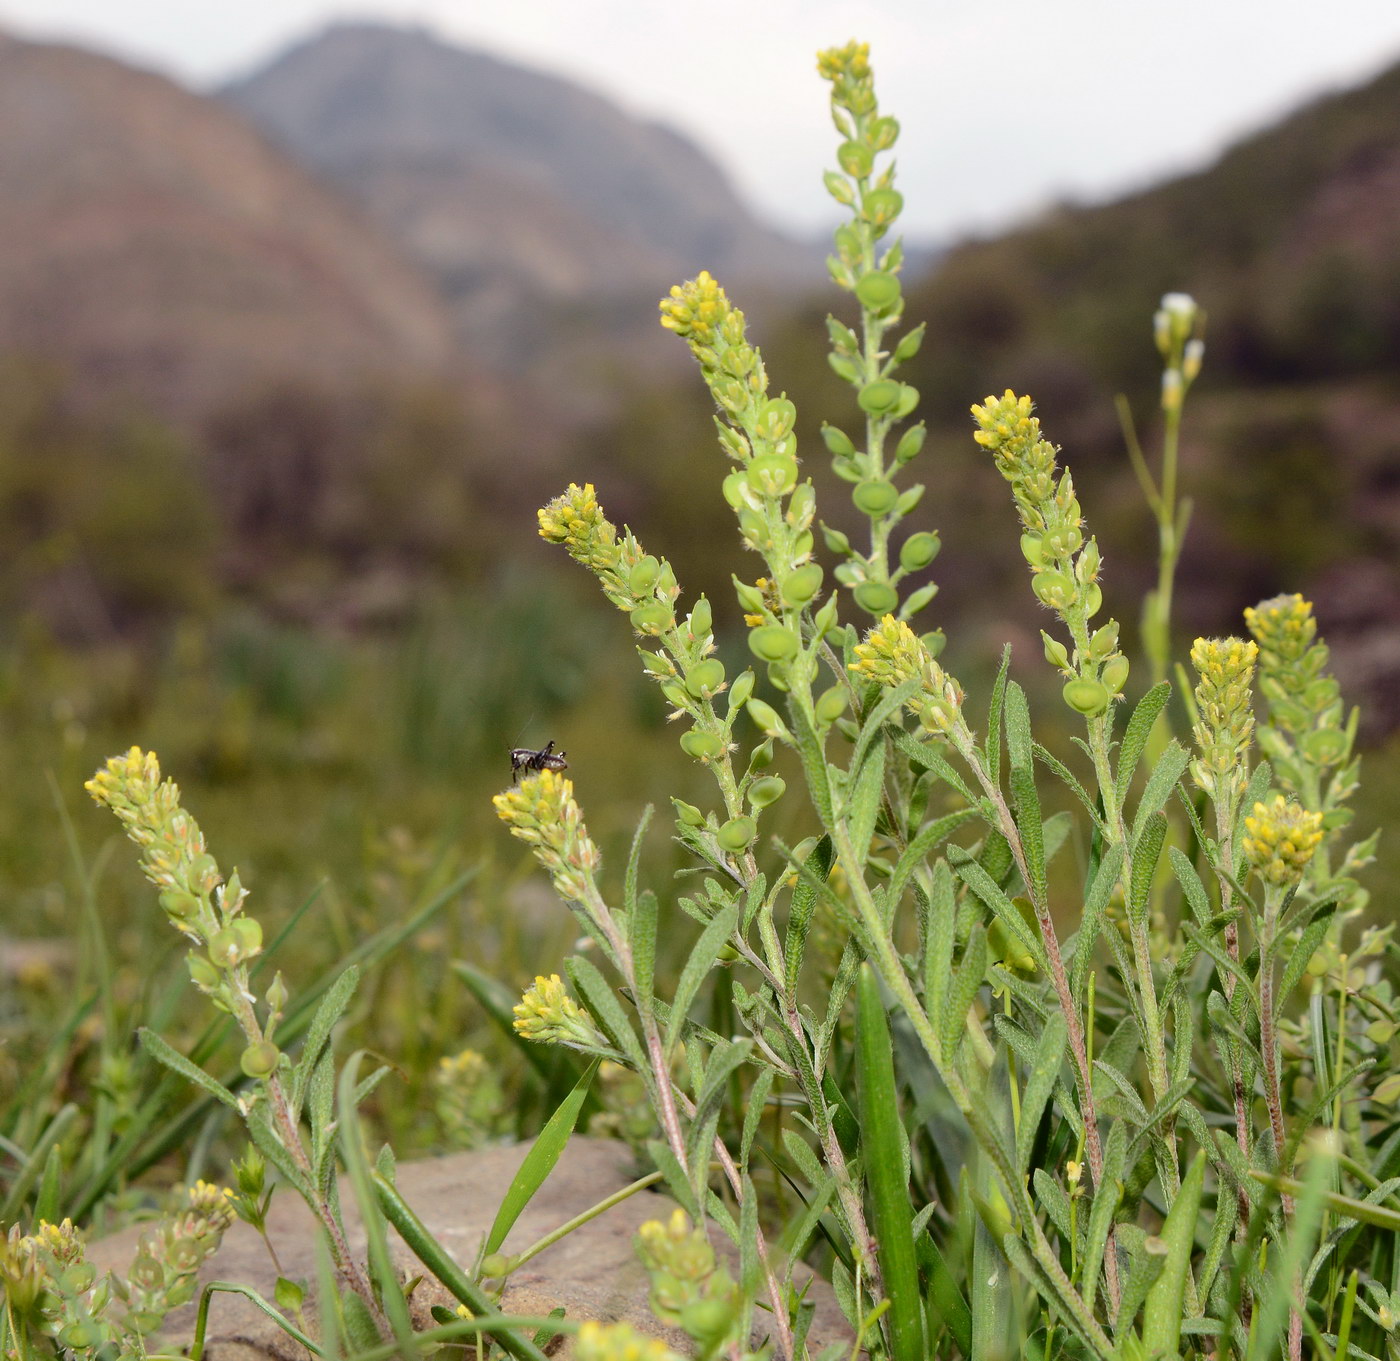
left=1189, top=636, right=1258, bottom=802
left=850, top=615, right=964, bottom=736
left=1243, top=795, right=1325, bottom=886
left=1244, top=593, right=1316, bottom=665
left=575, top=1319, right=681, bottom=1361
left=658, top=271, right=732, bottom=346
left=538, top=483, right=620, bottom=574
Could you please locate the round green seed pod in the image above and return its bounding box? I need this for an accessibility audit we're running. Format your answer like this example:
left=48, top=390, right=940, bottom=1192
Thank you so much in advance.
left=748, top=776, right=787, bottom=808
left=815, top=685, right=848, bottom=723
left=689, top=596, right=712, bottom=637
left=671, top=799, right=706, bottom=827
left=727, top=670, right=755, bottom=710
left=852, top=479, right=899, bottom=515
left=1083, top=583, right=1103, bottom=617
left=1062, top=678, right=1110, bottom=716
left=1101, top=654, right=1130, bottom=695
left=207, top=928, right=239, bottom=969
left=921, top=628, right=947, bottom=658
left=767, top=661, right=790, bottom=692
left=749, top=738, right=775, bottom=768
left=853, top=581, right=899, bottom=615
left=686, top=659, right=726, bottom=697
left=837, top=140, right=873, bottom=177
left=899, top=531, right=941, bottom=571
left=680, top=730, right=724, bottom=761
left=1020, top=533, right=1045, bottom=566
left=855, top=270, right=902, bottom=313
left=746, top=453, right=799, bottom=497
left=857, top=380, right=901, bottom=415
left=629, top=603, right=673, bottom=635
left=628, top=556, right=661, bottom=593
left=748, top=624, right=799, bottom=662
left=1031, top=571, right=1075, bottom=610
left=782, top=562, right=824, bottom=606
left=821, top=424, right=855, bottom=457
left=722, top=471, right=749, bottom=510
left=861, top=188, right=904, bottom=227
left=717, top=816, right=757, bottom=852
left=822, top=524, right=851, bottom=555
left=1042, top=632, right=1071, bottom=671
left=1302, top=728, right=1348, bottom=765
left=746, top=699, right=785, bottom=736
left=241, top=1040, right=281, bottom=1080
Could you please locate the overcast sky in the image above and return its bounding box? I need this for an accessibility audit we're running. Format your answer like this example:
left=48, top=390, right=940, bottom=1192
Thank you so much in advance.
left=4, top=1, right=1400, bottom=241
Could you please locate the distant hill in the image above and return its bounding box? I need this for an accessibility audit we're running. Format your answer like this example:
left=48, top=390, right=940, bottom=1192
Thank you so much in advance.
left=0, top=32, right=457, bottom=420
left=221, top=22, right=819, bottom=411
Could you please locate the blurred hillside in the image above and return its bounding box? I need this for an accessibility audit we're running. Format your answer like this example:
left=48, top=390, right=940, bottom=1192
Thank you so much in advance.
left=221, top=22, right=821, bottom=422
left=609, top=52, right=1400, bottom=735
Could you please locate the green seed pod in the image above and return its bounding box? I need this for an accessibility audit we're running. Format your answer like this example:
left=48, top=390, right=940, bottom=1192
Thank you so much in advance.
left=241, top=1040, right=281, bottom=1080
left=815, top=685, right=848, bottom=724
left=902, top=581, right=939, bottom=616
left=207, top=928, right=240, bottom=968
left=680, top=730, right=724, bottom=761
left=628, top=556, right=661, bottom=594
left=758, top=397, right=797, bottom=439
left=159, top=888, right=200, bottom=921
left=857, top=380, right=901, bottom=415
left=870, top=115, right=900, bottom=150
left=922, top=628, right=947, bottom=658
left=817, top=526, right=851, bottom=557
left=737, top=507, right=768, bottom=548
left=861, top=187, right=904, bottom=228
left=894, top=422, right=926, bottom=464
left=1302, top=728, right=1349, bottom=765
left=852, top=479, right=899, bottom=515
left=782, top=562, right=824, bottom=606
left=823, top=170, right=855, bottom=206
left=1019, top=533, right=1045, bottom=565
left=733, top=578, right=766, bottom=614
left=855, top=270, right=901, bottom=314
left=1083, top=583, right=1103, bottom=617
left=727, top=670, right=755, bottom=711
left=899, top=531, right=941, bottom=571
left=686, top=658, right=726, bottom=697
left=1089, top=622, right=1120, bottom=660
left=896, top=483, right=925, bottom=516
left=1041, top=631, right=1071, bottom=671
left=1063, top=678, right=1110, bottom=716
left=746, top=453, right=799, bottom=498
left=812, top=594, right=841, bottom=639
left=1046, top=526, right=1083, bottom=557
left=1031, top=570, right=1075, bottom=610
left=671, top=798, right=706, bottom=827
left=749, top=624, right=799, bottom=662
left=746, top=698, right=788, bottom=738
left=688, top=596, right=713, bottom=638
left=717, top=816, right=757, bottom=852
left=894, top=384, right=921, bottom=419
left=231, top=917, right=263, bottom=957
left=787, top=482, right=815, bottom=527
left=748, top=776, right=787, bottom=809
left=722, top=470, right=749, bottom=510
left=821, top=424, right=855, bottom=457
left=837, top=139, right=874, bottom=178
left=749, top=738, right=775, bottom=769
left=639, top=650, right=673, bottom=676
left=1101, top=654, right=1131, bottom=695
left=893, top=322, right=926, bottom=363
left=793, top=529, right=814, bottom=559
left=629, top=603, right=673, bottom=635
left=854, top=581, right=899, bottom=615
left=661, top=682, right=688, bottom=708
left=187, top=951, right=220, bottom=991
left=767, top=661, right=790, bottom=692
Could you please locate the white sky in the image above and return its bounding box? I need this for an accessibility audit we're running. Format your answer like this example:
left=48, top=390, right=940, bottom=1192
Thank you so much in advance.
left=3, top=1, right=1400, bottom=241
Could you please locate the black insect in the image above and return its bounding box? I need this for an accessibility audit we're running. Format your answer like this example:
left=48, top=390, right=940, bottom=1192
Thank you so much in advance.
left=510, top=740, right=568, bottom=781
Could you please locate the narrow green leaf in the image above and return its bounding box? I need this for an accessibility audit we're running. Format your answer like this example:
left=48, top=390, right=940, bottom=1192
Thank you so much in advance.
left=484, top=1059, right=600, bottom=1256
left=914, top=1229, right=972, bottom=1358
left=1009, top=765, right=1046, bottom=904
left=1167, top=845, right=1212, bottom=926
left=923, top=859, right=956, bottom=1033
left=1114, top=681, right=1172, bottom=807
left=33, top=1144, right=63, bottom=1225
left=1034, top=740, right=1105, bottom=826
left=789, top=700, right=834, bottom=825
left=1071, top=841, right=1125, bottom=997
left=623, top=804, right=653, bottom=916
left=1127, top=810, right=1168, bottom=927
left=888, top=807, right=978, bottom=912
left=953, top=854, right=1046, bottom=974
left=940, top=923, right=987, bottom=1064
left=665, top=903, right=740, bottom=1057
left=985, top=645, right=1013, bottom=786
left=891, top=727, right=979, bottom=804
left=1004, top=678, right=1033, bottom=771
left=851, top=674, right=922, bottom=777
left=138, top=1028, right=239, bottom=1109
left=844, top=741, right=887, bottom=869
left=1017, top=1011, right=1067, bottom=1174
left=566, top=957, right=645, bottom=1068
left=631, top=888, right=658, bottom=1019
left=1130, top=740, right=1189, bottom=845
left=855, top=965, right=925, bottom=1361
left=1082, top=1122, right=1126, bottom=1318
left=785, top=835, right=832, bottom=996
left=292, top=965, right=360, bottom=1121
left=1141, top=1149, right=1205, bottom=1356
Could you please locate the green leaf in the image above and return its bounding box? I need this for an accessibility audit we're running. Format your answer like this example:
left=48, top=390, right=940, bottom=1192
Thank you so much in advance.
left=1130, top=740, right=1188, bottom=845
left=665, top=903, right=740, bottom=1058
left=1072, top=842, right=1125, bottom=997
left=1141, top=1149, right=1205, bottom=1356
left=1082, top=1122, right=1126, bottom=1318
left=686, top=1039, right=753, bottom=1180
left=844, top=740, right=887, bottom=870
left=914, top=1229, right=972, bottom=1358
left=1127, top=810, right=1168, bottom=927
left=940, top=924, right=987, bottom=1064
left=888, top=808, right=978, bottom=922
left=891, top=727, right=978, bottom=804
left=1009, top=765, right=1046, bottom=905
left=631, top=888, right=658, bottom=1020
left=1167, top=845, right=1212, bottom=926
left=855, top=965, right=925, bottom=1361
left=485, top=1059, right=599, bottom=1257
left=785, top=836, right=833, bottom=996
left=923, top=860, right=956, bottom=1034
left=1003, top=678, right=1033, bottom=772
left=291, top=964, right=360, bottom=1121
left=1114, top=681, right=1172, bottom=807
left=1034, top=740, right=1105, bottom=827
left=789, top=700, right=835, bottom=825
left=623, top=804, right=653, bottom=916
left=138, top=1028, right=239, bottom=1109
left=986, top=646, right=1013, bottom=785
left=1017, top=1011, right=1067, bottom=1173
left=566, top=956, right=644, bottom=1068
left=952, top=853, right=1047, bottom=975
left=851, top=674, right=921, bottom=776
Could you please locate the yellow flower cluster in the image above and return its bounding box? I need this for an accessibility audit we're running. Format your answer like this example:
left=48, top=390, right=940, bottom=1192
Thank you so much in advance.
left=1189, top=636, right=1258, bottom=803
left=512, top=973, right=600, bottom=1048
left=816, top=40, right=871, bottom=83
left=971, top=390, right=1061, bottom=509
left=1244, top=593, right=1316, bottom=666
left=658, top=270, right=733, bottom=347
left=538, top=482, right=620, bottom=575
left=636, top=1209, right=737, bottom=1334
left=492, top=769, right=600, bottom=903
left=575, top=1320, right=682, bottom=1361
left=1243, top=795, right=1325, bottom=886
left=850, top=615, right=964, bottom=735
